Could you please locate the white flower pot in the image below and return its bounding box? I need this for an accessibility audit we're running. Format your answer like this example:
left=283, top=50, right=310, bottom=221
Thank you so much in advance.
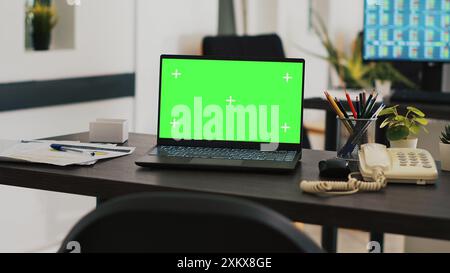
left=375, top=80, right=392, bottom=98
left=389, top=138, right=418, bottom=149
left=440, top=142, right=450, bottom=172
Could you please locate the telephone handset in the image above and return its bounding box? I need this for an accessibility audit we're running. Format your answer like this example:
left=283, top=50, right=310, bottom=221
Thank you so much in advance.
left=300, top=144, right=438, bottom=196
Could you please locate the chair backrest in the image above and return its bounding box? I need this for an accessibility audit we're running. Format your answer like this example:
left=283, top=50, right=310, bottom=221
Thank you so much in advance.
left=202, top=33, right=311, bottom=149
left=59, top=192, right=323, bottom=253
left=203, top=33, right=285, bottom=58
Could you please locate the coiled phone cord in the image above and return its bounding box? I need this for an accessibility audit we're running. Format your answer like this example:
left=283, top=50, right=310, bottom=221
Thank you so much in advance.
left=300, top=168, right=387, bottom=196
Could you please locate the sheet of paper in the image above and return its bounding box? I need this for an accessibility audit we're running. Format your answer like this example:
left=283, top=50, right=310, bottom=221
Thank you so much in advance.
left=0, top=140, right=20, bottom=153
left=0, top=140, right=135, bottom=167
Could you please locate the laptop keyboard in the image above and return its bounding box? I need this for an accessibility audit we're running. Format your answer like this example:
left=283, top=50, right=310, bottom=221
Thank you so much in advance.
left=158, top=146, right=297, bottom=162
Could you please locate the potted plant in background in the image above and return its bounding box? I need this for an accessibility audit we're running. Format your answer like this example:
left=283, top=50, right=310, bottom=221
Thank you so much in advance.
left=28, top=0, right=58, bottom=51
left=440, top=124, right=450, bottom=171
left=367, top=62, right=417, bottom=97
left=379, top=105, right=428, bottom=148
left=300, top=12, right=416, bottom=91
left=305, top=13, right=371, bottom=89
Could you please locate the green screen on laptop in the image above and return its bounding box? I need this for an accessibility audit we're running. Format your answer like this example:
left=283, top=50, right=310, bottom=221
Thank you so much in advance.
left=158, top=57, right=304, bottom=144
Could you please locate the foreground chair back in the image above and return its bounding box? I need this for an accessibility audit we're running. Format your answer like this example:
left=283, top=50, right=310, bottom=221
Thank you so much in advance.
left=60, top=192, right=322, bottom=253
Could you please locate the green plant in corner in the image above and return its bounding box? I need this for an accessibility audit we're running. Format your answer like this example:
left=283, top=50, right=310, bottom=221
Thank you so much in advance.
left=379, top=105, right=428, bottom=141
left=366, top=62, right=417, bottom=89
left=441, top=124, right=450, bottom=144
left=306, top=12, right=372, bottom=89
left=440, top=124, right=450, bottom=171
left=298, top=11, right=417, bottom=90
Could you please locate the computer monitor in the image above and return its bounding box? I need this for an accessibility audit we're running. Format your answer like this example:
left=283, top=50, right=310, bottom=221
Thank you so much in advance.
left=363, top=0, right=450, bottom=62
left=157, top=55, right=305, bottom=146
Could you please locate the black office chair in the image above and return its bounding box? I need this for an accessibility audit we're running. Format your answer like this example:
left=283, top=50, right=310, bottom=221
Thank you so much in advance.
left=59, top=192, right=322, bottom=253
left=202, top=34, right=312, bottom=149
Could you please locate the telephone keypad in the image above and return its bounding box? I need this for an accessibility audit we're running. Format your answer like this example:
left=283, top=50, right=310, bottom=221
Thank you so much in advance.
left=395, top=151, right=436, bottom=169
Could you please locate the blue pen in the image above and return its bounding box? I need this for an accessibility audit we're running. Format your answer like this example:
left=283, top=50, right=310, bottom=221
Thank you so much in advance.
left=51, top=144, right=95, bottom=156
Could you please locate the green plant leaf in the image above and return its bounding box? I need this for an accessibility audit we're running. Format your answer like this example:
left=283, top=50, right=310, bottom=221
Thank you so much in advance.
left=404, top=119, right=411, bottom=128
left=442, top=137, right=450, bottom=144
left=414, top=117, right=428, bottom=126
left=380, top=117, right=393, bottom=128
left=445, top=125, right=450, bottom=137
left=409, top=124, right=421, bottom=135
left=386, top=125, right=409, bottom=141
left=407, top=106, right=425, bottom=117
left=379, top=106, right=397, bottom=116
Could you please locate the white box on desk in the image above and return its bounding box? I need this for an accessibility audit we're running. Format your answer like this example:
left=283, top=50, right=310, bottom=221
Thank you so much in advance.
left=89, top=119, right=129, bottom=144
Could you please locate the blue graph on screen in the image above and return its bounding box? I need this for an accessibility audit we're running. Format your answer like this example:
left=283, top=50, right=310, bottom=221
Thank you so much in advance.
left=364, top=0, right=450, bottom=62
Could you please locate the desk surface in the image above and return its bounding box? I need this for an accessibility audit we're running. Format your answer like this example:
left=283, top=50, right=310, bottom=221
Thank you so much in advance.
left=1, top=132, right=450, bottom=240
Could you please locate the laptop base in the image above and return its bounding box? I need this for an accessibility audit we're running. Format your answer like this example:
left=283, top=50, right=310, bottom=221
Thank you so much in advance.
left=136, top=146, right=302, bottom=172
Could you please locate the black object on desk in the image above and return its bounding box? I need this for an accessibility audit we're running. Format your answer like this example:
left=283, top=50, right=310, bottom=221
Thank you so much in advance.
left=60, top=192, right=322, bottom=253
left=319, top=159, right=351, bottom=180
left=1, top=132, right=450, bottom=253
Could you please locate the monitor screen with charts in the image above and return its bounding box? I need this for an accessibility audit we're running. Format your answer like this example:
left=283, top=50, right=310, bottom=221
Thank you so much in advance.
left=158, top=56, right=304, bottom=145
left=363, top=0, right=450, bottom=62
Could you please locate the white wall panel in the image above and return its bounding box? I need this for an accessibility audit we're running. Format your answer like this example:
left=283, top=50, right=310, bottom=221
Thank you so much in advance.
left=135, top=0, right=218, bottom=134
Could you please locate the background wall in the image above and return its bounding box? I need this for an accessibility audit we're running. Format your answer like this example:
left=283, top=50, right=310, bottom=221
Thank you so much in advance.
left=0, top=0, right=136, bottom=252
left=134, top=0, right=218, bottom=134
left=0, top=0, right=135, bottom=82
left=240, top=0, right=330, bottom=139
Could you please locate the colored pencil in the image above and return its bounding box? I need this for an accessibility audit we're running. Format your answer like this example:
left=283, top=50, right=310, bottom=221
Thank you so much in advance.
left=340, top=103, right=386, bottom=156
left=335, top=97, right=350, bottom=119
left=335, top=98, right=355, bottom=129
left=355, top=96, right=360, bottom=119
left=362, top=91, right=375, bottom=117
left=345, top=91, right=358, bottom=119
left=324, top=91, right=353, bottom=133
left=362, top=90, right=367, bottom=106
left=363, top=92, right=379, bottom=118
left=359, top=93, right=364, bottom=112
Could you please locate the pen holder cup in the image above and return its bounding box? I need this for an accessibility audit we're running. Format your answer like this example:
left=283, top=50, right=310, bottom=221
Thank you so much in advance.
left=336, top=116, right=377, bottom=162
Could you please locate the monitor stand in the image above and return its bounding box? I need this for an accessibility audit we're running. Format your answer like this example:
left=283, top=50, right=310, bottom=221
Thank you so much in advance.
left=392, top=62, right=443, bottom=92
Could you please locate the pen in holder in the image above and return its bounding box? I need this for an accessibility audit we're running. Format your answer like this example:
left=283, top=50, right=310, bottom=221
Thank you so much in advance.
left=336, top=116, right=377, bottom=161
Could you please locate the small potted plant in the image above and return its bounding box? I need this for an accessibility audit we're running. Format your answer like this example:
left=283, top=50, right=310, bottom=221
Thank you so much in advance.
left=367, top=62, right=417, bottom=97
left=28, top=0, right=58, bottom=51
left=379, top=105, right=428, bottom=148
left=440, top=124, right=450, bottom=171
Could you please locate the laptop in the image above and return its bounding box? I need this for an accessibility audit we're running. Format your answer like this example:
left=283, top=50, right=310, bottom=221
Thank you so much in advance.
left=136, top=55, right=305, bottom=171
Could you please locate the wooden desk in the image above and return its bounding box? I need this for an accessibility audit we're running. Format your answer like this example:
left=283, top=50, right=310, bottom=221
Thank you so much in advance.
left=1, top=132, right=450, bottom=252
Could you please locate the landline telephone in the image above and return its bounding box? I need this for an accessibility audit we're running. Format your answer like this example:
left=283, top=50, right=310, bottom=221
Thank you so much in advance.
left=300, top=143, right=438, bottom=196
